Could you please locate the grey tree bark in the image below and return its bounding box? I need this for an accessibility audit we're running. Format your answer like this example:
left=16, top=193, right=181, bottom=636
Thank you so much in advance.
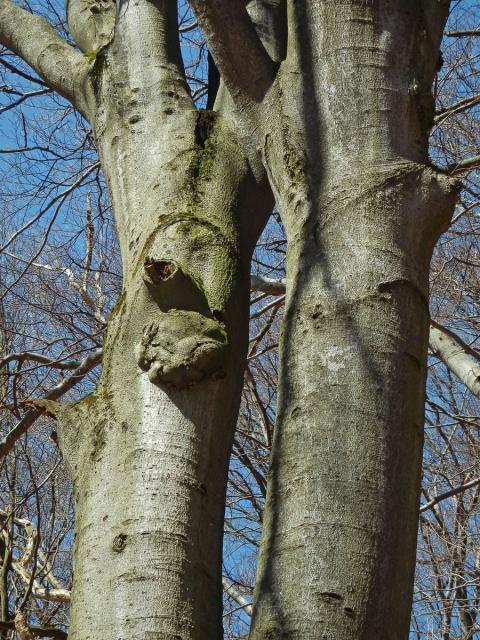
left=0, top=1, right=272, bottom=638
left=191, top=1, right=459, bottom=639
left=0, top=0, right=464, bottom=638
left=59, top=13, right=272, bottom=640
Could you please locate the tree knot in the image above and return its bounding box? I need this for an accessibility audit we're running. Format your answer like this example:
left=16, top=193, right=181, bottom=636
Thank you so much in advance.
left=112, top=533, right=128, bottom=552
left=135, top=311, right=229, bottom=388
left=143, top=258, right=178, bottom=284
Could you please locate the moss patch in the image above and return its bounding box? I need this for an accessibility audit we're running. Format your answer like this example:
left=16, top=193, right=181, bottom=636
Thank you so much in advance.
left=186, top=110, right=218, bottom=206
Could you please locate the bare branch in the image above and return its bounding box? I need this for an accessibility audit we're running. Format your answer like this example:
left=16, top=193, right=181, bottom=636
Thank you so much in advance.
left=222, top=577, right=252, bottom=616
left=420, top=476, right=480, bottom=513
left=444, top=30, right=480, bottom=37
left=0, top=0, right=90, bottom=115
left=429, top=322, right=480, bottom=398
left=0, top=619, right=67, bottom=639
left=0, top=161, right=101, bottom=254
left=251, top=274, right=286, bottom=296
left=14, top=611, right=34, bottom=640
left=4, top=249, right=107, bottom=324
left=446, top=154, right=480, bottom=175
left=179, top=21, right=198, bottom=34
left=435, top=94, right=480, bottom=124
left=83, top=192, right=94, bottom=292
left=0, top=352, right=86, bottom=370
left=0, top=348, right=103, bottom=458
left=0, top=87, right=51, bottom=114
left=0, top=57, right=48, bottom=86
left=12, top=562, right=70, bottom=603
left=189, top=0, right=276, bottom=101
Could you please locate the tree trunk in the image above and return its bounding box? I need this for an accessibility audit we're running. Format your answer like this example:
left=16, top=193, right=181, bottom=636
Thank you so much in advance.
left=248, top=2, right=458, bottom=638
left=252, top=165, right=456, bottom=640
left=58, top=286, right=249, bottom=640
left=187, top=0, right=460, bottom=634
left=53, top=2, right=271, bottom=638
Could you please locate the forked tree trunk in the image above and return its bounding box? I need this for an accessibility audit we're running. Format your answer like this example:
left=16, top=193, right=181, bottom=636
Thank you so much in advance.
left=53, top=2, right=271, bottom=638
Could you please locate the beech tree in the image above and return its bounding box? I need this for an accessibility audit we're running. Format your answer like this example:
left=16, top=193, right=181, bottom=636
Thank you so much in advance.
left=1, top=1, right=479, bottom=640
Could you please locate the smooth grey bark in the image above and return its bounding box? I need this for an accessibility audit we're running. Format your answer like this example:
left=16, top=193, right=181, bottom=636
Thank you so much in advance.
left=1, top=1, right=272, bottom=638
left=191, top=1, right=459, bottom=638
left=252, top=275, right=480, bottom=398
left=0, top=0, right=90, bottom=115
left=252, top=5, right=458, bottom=639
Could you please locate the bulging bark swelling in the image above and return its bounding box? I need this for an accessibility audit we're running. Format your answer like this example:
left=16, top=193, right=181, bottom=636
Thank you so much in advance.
left=53, top=2, right=271, bottom=638
left=58, top=268, right=247, bottom=640
left=58, top=211, right=248, bottom=640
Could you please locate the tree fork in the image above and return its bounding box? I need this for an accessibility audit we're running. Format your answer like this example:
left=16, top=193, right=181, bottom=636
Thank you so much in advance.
left=189, top=1, right=457, bottom=636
